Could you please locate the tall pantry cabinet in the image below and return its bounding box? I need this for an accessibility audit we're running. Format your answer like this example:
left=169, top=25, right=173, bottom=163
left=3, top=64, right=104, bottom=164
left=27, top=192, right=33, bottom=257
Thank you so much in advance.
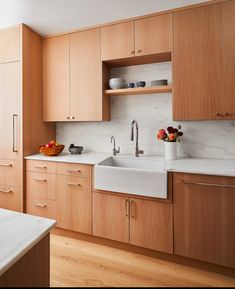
left=0, top=25, right=55, bottom=212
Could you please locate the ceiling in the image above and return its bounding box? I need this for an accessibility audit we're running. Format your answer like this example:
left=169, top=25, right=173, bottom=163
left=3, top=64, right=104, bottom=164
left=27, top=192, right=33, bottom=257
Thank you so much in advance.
left=0, top=0, right=209, bottom=36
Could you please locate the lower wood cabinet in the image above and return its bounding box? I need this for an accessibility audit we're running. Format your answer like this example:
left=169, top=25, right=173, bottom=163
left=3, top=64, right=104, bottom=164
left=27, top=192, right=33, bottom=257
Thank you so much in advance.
left=92, top=191, right=173, bottom=253
left=129, top=198, right=173, bottom=253
left=56, top=175, right=91, bottom=234
left=173, top=172, right=235, bottom=268
left=92, top=192, right=129, bottom=243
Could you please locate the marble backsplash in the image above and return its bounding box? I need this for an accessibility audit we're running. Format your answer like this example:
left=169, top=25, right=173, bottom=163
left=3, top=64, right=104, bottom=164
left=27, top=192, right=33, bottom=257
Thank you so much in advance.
left=57, top=63, right=235, bottom=159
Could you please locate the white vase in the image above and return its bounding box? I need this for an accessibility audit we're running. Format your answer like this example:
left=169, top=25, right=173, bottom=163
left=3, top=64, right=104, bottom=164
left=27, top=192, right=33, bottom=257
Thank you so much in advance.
left=164, top=142, right=180, bottom=160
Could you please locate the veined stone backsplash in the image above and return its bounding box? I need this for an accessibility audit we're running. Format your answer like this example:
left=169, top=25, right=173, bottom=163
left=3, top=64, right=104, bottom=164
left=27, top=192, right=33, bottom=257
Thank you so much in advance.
left=57, top=62, right=235, bottom=159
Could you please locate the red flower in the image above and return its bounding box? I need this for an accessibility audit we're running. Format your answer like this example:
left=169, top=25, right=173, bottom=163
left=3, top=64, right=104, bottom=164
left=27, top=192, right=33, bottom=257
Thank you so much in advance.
left=157, top=129, right=167, bottom=140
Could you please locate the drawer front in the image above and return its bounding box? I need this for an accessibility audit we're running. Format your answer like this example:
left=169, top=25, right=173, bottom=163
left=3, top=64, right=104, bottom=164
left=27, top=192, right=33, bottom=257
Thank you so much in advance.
left=57, top=162, right=91, bottom=178
left=27, top=196, right=57, bottom=220
left=27, top=172, right=56, bottom=200
left=0, top=159, right=20, bottom=186
left=0, top=185, right=20, bottom=211
left=26, top=160, right=56, bottom=174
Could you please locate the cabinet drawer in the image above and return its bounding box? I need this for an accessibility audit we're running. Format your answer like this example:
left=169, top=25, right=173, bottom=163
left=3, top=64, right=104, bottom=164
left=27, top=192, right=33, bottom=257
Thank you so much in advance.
left=0, top=159, right=20, bottom=186
left=0, top=185, right=20, bottom=211
left=57, top=162, right=91, bottom=178
left=26, top=172, right=56, bottom=200
left=27, top=196, right=57, bottom=220
left=26, top=160, right=56, bottom=174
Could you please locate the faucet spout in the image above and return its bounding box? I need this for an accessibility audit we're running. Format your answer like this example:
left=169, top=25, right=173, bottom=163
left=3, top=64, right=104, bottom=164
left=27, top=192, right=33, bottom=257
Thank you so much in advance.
left=130, top=120, right=144, bottom=157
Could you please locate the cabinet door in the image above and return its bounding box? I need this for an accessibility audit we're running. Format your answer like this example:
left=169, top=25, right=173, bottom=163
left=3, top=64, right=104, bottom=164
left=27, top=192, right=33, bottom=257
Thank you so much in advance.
left=130, top=198, right=173, bottom=253
left=57, top=175, right=91, bottom=234
left=43, top=35, right=70, bottom=121
left=173, top=173, right=235, bottom=268
left=135, top=14, right=172, bottom=56
left=0, top=26, right=20, bottom=63
left=101, top=21, right=134, bottom=60
left=70, top=29, right=102, bottom=121
left=220, top=0, right=235, bottom=119
left=173, top=4, right=221, bottom=120
left=92, top=192, right=129, bottom=243
left=0, top=62, right=21, bottom=160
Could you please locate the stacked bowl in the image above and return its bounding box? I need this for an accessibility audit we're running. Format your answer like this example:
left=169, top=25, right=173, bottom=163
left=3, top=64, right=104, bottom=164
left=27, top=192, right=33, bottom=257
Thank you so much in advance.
left=109, top=78, right=126, bottom=89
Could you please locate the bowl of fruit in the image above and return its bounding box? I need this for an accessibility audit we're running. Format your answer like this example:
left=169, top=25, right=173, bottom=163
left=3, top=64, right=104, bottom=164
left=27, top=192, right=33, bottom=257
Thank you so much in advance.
left=38, top=140, right=65, bottom=156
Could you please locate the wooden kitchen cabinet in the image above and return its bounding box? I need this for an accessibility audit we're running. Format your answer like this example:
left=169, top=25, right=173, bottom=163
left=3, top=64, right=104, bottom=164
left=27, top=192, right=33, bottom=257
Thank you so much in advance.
left=173, top=172, right=235, bottom=268
left=135, top=14, right=172, bottom=56
left=92, top=191, right=173, bottom=253
left=0, top=26, right=20, bottom=63
left=43, top=35, right=70, bottom=121
left=43, top=29, right=109, bottom=121
left=130, top=198, right=173, bottom=253
left=173, top=4, right=221, bottom=120
left=56, top=175, right=92, bottom=234
left=0, top=25, right=55, bottom=212
left=101, top=14, right=172, bottom=61
left=0, top=62, right=21, bottom=160
left=70, top=28, right=106, bottom=121
left=220, top=0, right=235, bottom=119
left=101, top=21, right=135, bottom=60
left=92, top=192, right=130, bottom=243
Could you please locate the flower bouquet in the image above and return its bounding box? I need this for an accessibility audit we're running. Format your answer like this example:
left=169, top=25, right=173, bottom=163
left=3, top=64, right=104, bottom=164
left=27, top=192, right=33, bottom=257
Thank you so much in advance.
left=157, top=126, right=183, bottom=160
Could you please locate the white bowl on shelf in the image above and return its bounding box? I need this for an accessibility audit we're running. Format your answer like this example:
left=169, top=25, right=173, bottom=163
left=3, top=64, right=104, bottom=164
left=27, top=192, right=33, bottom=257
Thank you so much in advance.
left=109, top=78, right=126, bottom=89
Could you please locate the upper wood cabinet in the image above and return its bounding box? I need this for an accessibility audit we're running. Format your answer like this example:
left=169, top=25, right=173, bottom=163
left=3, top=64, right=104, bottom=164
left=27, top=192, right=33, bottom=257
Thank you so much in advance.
left=101, top=21, right=135, bottom=60
left=0, top=26, right=20, bottom=63
left=43, top=35, right=70, bottom=121
left=101, top=14, right=172, bottom=61
left=220, top=0, right=235, bottom=119
left=70, top=29, right=104, bottom=121
left=173, top=172, right=235, bottom=268
left=173, top=4, right=221, bottom=120
left=135, top=14, right=172, bottom=56
left=43, top=29, right=109, bottom=121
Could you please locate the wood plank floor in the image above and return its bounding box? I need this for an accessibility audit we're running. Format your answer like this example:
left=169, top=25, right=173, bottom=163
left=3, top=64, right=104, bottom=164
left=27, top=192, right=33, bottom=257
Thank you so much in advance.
left=50, top=234, right=235, bottom=287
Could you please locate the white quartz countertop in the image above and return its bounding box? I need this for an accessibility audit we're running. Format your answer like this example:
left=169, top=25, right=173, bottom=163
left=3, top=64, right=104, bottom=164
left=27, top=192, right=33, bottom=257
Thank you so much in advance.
left=25, top=152, right=110, bottom=165
left=0, top=209, right=56, bottom=276
left=25, top=152, right=235, bottom=177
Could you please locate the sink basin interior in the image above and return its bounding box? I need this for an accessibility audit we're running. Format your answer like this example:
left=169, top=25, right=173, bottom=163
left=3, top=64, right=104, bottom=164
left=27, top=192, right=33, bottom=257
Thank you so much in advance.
left=98, top=156, right=164, bottom=171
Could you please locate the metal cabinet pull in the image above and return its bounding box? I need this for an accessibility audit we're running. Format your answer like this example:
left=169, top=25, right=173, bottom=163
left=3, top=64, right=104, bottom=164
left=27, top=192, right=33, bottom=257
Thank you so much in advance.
left=67, top=169, right=81, bottom=173
left=13, top=114, right=18, bottom=153
left=34, top=166, right=47, bottom=169
left=67, top=183, right=81, bottom=187
left=130, top=200, right=135, bottom=218
left=180, top=179, right=235, bottom=189
left=125, top=199, right=130, bottom=217
left=0, top=189, right=13, bottom=193
left=34, top=203, right=47, bottom=208
left=33, top=178, right=47, bottom=182
left=0, top=163, right=12, bottom=167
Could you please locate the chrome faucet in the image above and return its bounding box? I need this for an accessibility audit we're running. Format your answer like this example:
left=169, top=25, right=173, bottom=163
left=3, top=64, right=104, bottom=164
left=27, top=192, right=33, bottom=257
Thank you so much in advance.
left=110, top=136, right=120, bottom=156
left=130, top=120, right=144, bottom=157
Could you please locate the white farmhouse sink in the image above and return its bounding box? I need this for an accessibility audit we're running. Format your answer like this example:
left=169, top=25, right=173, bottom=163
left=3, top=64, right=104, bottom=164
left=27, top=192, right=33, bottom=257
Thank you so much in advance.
left=94, top=156, right=167, bottom=199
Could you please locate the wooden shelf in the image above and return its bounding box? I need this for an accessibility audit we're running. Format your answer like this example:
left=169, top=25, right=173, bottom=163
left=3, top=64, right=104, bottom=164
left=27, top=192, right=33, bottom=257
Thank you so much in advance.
left=105, top=85, right=172, bottom=96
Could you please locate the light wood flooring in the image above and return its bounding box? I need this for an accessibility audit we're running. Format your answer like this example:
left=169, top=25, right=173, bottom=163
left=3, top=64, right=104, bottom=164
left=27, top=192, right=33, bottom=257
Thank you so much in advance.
left=50, top=234, right=235, bottom=287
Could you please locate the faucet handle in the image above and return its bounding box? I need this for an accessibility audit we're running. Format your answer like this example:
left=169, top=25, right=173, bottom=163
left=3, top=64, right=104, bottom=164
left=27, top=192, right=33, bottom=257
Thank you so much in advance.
left=116, top=146, right=120, bottom=154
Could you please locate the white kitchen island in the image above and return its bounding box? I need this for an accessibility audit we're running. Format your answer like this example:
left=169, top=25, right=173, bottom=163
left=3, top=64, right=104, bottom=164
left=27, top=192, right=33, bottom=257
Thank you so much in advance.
left=0, top=209, right=56, bottom=287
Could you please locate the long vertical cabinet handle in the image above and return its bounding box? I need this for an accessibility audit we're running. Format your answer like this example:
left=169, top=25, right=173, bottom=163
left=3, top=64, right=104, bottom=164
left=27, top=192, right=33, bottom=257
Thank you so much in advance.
left=125, top=199, right=130, bottom=217
left=13, top=114, right=18, bottom=153
left=130, top=200, right=135, bottom=218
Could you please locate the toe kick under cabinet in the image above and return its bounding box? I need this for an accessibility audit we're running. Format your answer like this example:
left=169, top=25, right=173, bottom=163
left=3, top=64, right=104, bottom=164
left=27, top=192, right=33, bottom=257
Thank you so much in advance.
left=26, top=160, right=92, bottom=234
